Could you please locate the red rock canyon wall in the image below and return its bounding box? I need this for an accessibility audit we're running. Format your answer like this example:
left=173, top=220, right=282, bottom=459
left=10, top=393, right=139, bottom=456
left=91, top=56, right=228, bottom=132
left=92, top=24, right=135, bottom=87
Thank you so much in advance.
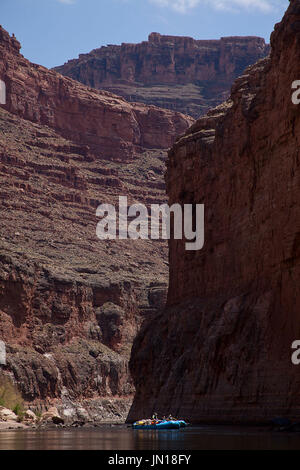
left=128, top=0, right=300, bottom=424
left=54, top=33, right=270, bottom=118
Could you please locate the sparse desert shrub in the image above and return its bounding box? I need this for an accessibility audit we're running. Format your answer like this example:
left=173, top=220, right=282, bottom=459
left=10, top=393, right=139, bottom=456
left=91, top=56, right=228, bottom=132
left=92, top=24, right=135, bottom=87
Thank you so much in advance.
left=32, top=408, right=42, bottom=420
left=0, top=374, right=24, bottom=418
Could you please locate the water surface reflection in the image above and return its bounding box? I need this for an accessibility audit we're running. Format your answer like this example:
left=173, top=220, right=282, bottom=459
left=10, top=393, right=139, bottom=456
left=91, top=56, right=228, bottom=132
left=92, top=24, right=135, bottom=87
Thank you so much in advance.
left=0, top=426, right=300, bottom=450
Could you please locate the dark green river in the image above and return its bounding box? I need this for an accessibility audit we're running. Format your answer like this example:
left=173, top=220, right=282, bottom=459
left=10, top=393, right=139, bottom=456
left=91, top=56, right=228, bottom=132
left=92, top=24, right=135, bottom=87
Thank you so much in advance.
left=0, top=425, right=300, bottom=450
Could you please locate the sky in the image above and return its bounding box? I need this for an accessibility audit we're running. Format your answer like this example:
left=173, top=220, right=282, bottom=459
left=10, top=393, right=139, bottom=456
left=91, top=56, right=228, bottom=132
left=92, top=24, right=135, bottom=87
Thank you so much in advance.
left=1, top=0, right=289, bottom=69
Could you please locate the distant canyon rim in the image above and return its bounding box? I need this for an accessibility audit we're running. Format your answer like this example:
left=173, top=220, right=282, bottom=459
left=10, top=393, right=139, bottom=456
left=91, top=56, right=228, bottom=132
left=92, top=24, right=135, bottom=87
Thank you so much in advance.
left=54, top=32, right=270, bottom=119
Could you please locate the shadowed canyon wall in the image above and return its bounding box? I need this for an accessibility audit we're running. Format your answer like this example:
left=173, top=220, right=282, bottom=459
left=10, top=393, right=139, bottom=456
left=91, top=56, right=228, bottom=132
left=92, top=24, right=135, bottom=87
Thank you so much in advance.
left=128, top=0, right=300, bottom=424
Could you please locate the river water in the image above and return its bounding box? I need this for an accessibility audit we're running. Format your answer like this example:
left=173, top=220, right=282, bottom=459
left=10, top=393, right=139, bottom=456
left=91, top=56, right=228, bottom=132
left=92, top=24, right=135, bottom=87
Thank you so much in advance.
left=0, top=425, right=300, bottom=450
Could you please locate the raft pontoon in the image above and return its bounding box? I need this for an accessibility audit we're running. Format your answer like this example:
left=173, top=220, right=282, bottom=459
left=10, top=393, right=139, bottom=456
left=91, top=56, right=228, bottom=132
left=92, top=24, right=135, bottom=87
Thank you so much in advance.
left=132, top=419, right=187, bottom=430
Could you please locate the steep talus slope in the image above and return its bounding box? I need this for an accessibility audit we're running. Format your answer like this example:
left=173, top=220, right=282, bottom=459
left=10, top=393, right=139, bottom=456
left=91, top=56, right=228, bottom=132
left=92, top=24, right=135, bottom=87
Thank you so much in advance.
left=54, top=33, right=270, bottom=118
left=0, top=26, right=192, bottom=421
left=0, top=105, right=169, bottom=421
left=128, top=0, right=300, bottom=423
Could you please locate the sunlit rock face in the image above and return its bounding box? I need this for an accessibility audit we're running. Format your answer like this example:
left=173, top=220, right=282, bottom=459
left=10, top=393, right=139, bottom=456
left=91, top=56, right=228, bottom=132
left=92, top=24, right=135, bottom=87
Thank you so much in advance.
left=54, top=33, right=270, bottom=119
left=0, top=25, right=190, bottom=421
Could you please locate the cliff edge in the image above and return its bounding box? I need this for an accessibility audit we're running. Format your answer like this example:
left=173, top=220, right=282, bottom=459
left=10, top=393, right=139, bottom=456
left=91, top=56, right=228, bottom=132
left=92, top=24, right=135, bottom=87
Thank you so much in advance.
left=54, top=33, right=270, bottom=118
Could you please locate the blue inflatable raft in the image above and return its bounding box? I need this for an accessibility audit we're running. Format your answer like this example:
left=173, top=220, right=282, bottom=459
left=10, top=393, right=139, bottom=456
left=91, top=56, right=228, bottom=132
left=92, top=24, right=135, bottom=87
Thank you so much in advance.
left=133, top=420, right=187, bottom=430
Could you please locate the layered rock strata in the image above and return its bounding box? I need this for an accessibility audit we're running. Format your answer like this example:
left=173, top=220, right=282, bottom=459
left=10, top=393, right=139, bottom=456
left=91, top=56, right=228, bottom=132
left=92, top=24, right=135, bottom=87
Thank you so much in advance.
left=54, top=33, right=270, bottom=118
left=0, top=25, right=192, bottom=162
left=0, top=26, right=189, bottom=421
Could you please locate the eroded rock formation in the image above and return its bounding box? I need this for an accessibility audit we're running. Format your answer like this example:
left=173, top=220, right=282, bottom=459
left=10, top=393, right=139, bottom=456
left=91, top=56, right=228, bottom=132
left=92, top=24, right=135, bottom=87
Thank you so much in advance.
left=0, top=25, right=192, bottom=162
left=0, top=25, right=188, bottom=422
left=54, top=33, right=270, bottom=118
left=128, top=0, right=300, bottom=424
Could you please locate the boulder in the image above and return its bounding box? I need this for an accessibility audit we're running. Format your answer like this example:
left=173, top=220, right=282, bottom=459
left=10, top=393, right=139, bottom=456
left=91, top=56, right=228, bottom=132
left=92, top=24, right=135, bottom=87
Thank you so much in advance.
left=24, top=409, right=38, bottom=423
left=41, top=406, right=63, bottom=424
left=0, top=406, right=18, bottom=422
